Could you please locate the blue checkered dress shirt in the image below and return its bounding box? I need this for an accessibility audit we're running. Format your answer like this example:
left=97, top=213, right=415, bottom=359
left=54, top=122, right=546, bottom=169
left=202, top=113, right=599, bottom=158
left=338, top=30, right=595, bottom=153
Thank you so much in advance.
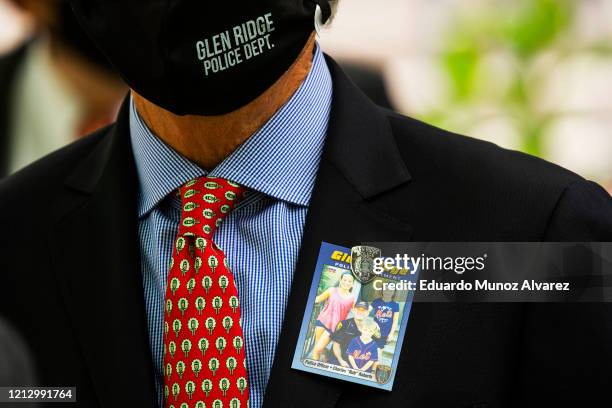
left=129, top=45, right=332, bottom=408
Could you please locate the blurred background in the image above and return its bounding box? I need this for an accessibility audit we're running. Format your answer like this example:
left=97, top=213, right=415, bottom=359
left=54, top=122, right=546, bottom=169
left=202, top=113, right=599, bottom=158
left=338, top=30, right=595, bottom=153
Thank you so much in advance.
left=320, top=0, right=612, bottom=191
left=0, top=0, right=610, bottom=191
left=0, top=0, right=125, bottom=177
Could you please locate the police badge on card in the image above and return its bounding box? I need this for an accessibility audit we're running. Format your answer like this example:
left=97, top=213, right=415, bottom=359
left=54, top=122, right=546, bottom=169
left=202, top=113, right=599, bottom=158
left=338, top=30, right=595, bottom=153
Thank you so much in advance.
left=291, top=242, right=416, bottom=390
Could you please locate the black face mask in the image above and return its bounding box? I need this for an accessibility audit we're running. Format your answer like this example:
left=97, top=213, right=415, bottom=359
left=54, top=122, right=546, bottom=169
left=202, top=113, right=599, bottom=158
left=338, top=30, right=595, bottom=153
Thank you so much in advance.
left=50, top=2, right=116, bottom=75
left=69, top=0, right=331, bottom=116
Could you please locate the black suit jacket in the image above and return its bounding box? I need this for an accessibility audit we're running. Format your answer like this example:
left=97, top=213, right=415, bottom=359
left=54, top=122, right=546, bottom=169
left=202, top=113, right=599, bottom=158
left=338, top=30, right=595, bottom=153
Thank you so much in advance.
left=0, top=57, right=611, bottom=408
left=0, top=43, right=28, bottom=177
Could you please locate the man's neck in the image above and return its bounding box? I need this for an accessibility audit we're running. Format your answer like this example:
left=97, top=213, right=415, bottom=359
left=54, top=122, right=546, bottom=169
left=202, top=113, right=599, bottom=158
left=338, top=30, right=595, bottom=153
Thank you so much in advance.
left=133, top=35, right=316, bottom=171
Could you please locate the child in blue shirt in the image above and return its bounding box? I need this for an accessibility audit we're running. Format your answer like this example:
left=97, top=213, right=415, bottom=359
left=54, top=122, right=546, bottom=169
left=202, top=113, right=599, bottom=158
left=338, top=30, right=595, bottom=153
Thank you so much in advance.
left=371, top=287, right=400, bottom=349
left=347, top=317, right=380, bottom=372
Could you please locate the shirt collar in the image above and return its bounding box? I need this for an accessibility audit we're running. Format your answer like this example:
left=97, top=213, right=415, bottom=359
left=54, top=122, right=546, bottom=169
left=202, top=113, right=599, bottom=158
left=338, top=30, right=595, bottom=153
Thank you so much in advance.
left=130, top=45, right=332, bottom=218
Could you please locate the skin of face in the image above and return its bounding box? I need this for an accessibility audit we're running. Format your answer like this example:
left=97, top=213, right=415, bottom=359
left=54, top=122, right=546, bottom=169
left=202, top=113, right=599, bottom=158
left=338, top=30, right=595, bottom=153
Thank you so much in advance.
left=339, top=274, right=354, bottom=291
left=361, top=326, right=375, bottom=340
left=382, top=288, right=395, bottom=301
left=353, top=307, right=369, bottom=321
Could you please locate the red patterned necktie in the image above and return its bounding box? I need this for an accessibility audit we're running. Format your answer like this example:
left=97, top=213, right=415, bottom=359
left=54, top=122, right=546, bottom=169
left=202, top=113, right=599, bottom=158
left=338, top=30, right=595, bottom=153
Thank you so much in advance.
left=163, top=177, right=249, bottom=408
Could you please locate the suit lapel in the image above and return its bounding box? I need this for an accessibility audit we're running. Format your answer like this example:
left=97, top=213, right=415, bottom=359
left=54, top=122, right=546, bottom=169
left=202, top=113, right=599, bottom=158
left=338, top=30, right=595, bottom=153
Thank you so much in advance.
left=50, top=101, right=158, bottom=407
left=264, top=57, right=413, bottom=407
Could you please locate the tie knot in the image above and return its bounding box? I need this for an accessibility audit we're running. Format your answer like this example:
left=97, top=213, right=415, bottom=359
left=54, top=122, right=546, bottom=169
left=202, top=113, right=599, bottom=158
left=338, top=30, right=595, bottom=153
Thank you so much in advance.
left=177, top=176, right=246, bottom=237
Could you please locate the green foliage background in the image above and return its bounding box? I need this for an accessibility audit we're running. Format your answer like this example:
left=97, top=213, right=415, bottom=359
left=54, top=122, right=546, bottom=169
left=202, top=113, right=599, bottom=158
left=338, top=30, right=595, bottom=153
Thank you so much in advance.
left=424, top=0, right=612, bottom=157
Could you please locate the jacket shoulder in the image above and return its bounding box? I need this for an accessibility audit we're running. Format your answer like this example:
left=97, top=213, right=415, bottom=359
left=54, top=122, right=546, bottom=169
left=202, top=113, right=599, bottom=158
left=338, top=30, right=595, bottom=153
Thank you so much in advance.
left=381, top=110, right=609, bottom=239
left=385, top=110, right=582, bottom=193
